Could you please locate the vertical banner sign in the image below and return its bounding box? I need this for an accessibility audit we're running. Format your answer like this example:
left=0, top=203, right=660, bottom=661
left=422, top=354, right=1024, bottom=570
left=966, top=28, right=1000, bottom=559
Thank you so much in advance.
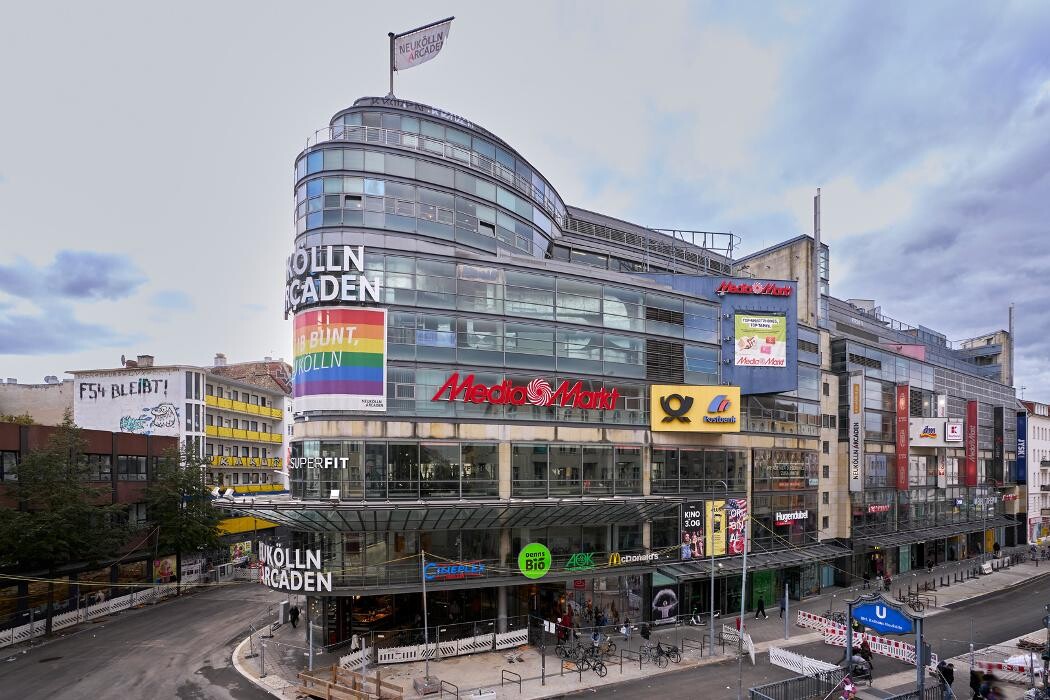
left=725, top=499, right=748, bottom=555
left=964, top=400, right=978, bottom=487
left=849, top=372, right=864, bottom=492
left=895, top=385, right=910, bottom=491
left=293, top=307, right=387, bottom=412
left=992, top=406, right=1005, bottom=484
left=706, top=500, right=726, bottom=557
left=1016, top=412, right=1028, bottom=485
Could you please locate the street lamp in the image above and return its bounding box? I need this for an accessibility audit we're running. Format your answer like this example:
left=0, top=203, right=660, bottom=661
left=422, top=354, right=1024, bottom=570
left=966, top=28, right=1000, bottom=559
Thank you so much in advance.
left=709, top=480, right=728, bottom=658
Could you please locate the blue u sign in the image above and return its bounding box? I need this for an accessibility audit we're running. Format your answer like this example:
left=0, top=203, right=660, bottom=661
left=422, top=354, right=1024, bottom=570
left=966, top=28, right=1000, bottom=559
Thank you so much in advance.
left=852, top=602, right=913, bottom=635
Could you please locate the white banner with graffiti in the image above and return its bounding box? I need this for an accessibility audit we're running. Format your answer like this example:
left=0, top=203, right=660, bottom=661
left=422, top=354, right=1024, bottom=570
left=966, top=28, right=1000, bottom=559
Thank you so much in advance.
left=74, top=369, right=184, bottom=436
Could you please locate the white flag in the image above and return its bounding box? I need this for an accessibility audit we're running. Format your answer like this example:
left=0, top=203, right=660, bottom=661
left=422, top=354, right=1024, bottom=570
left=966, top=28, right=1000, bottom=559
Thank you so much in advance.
left=393, top=19, right=452, bottom=71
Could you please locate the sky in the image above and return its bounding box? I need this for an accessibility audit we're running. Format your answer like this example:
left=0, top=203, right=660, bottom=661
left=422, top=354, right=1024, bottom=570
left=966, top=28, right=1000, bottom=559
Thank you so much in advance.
left=1, top=1, right=1049, bottom=401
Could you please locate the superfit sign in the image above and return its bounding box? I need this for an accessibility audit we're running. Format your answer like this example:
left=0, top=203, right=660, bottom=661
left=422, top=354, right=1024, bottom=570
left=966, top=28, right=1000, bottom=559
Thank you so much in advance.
left=431, top=373, right=619, bottom=410
left=716, top=280, right=792, bottom=297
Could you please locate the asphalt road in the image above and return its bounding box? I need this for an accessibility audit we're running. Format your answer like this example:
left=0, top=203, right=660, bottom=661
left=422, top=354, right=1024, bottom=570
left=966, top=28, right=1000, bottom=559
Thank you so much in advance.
left=0, top=583, right=282, bottom=700
left=572, top=571, right=1050, bottom=699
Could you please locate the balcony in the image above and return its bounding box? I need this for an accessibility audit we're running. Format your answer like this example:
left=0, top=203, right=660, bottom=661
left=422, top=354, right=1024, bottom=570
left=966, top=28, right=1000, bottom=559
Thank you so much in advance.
left=205, top=424, right=283, bottom=444
left=206, top=394, right=282, bottom=420
left=209, top=455, right=282, bottom=469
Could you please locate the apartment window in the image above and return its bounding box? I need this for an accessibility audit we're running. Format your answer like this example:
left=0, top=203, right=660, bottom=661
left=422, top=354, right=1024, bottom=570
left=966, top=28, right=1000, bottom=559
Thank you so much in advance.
left=232, top=390, right=239, bottom=401
left=249, top=421, right=258, bottom=431
left=822, top=516, right=829, bottom=529
left=232, top=473, right=240, bottom=485
left=117, top=455, right=147, bottom=481
left=241, top=447, right=249, bottom=457
left=242, top=472, right=250, bottom=483
left=822, top=441, right=830, bottom=455
left=822, top=382, right=830, bottom=397
left=251, top=447, right=259, bottom=458
left=215, top=386, right=224, bottom=399
left=127, top=502, right=147, bottom=527
left=822, top=464, right=830, bottom=479
left=261, top=472, right=268, bottom=483
left=83, top=454, right=112, bottom=481
left=822, top=491, right=829, bottom=504
left=232, top=419, right=239, bottom=429
left=260, top=396, right=267, bottom=407
left=206, top=384, right=213, bottom=396
left=251, top=473, right=260, bottom=484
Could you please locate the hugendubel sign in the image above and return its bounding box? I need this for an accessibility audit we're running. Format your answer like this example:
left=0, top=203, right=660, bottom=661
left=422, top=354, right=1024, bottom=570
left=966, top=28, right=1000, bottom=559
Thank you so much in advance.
left=431, top=373, right=619, bottom=410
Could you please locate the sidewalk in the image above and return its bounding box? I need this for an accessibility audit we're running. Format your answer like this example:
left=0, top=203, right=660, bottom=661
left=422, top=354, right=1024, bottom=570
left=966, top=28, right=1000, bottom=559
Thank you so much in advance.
left=231, top=552, right=1045, bottom=699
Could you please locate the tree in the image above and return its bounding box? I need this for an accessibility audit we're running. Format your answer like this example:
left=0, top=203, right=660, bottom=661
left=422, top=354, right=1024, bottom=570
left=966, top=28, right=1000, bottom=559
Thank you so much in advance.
left=145, top=448, right=223, bottom=595
left=0, top=414, right=126, bottom=634
left=0, top=413, right=35, bottom=425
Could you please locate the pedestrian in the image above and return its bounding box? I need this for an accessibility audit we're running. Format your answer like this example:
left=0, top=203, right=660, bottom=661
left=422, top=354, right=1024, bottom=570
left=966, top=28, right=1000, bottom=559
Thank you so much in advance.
left=862, top=571, right=871, bottom=590
left=779, top=594, right=786, bottom=618
left=969, top=669, right=982, bottom=699
left=289, top=603, right=301, bottom=628
left=943, top=663, right=955, bottom=694
left=883, top=573, right=892, bottom=592
left=859, top=639, right=874, bottom=669
left=993, top=542, right=1001, bottom=558
left=620, top=616, right=631, bottom=642
left=755, top=596, right=768, bottom=620
left=927, top=557, right=934, bottom=573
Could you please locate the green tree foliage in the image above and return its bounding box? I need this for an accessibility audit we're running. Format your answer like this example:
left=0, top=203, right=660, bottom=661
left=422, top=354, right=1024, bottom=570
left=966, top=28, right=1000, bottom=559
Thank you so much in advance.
left=0, top=414, right=126, bottom=634
left=0, top=413, right=36, bottom=425
left=145, top=448, right=223, bottom=595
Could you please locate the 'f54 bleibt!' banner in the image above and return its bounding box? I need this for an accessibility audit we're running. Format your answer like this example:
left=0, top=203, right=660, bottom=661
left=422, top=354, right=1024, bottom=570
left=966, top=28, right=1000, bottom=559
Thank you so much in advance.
left=293, top=307, right=387, bottom=412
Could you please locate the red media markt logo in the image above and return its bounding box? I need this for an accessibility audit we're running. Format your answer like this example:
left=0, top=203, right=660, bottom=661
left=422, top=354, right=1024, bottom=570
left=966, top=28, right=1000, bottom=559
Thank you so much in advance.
left=717, top=280, right=792, bottom=297
left=431, top=373, right=619, bottom=410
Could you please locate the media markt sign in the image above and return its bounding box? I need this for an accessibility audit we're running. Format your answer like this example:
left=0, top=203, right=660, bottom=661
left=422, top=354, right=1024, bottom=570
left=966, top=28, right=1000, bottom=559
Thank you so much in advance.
left=518, top=543, right=552, bottom=579
left=565, top=552, right=596, bottom=572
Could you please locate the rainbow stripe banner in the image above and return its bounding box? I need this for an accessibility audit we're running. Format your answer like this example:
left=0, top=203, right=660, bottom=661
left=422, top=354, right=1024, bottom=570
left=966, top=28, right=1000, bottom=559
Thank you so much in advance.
left=292, top=307, right=387, bottom=412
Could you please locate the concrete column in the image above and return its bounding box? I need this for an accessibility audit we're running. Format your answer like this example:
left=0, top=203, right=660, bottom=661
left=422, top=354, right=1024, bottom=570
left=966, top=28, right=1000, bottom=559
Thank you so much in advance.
left=498, top=442, right=512, bottom=500
left=642, top=521, right=652, bottom=550
left=642, top=444, right=652, bottom=496
left=497, top=585, right=508, bottom=633
left=500, top=528, right=512, bottom=565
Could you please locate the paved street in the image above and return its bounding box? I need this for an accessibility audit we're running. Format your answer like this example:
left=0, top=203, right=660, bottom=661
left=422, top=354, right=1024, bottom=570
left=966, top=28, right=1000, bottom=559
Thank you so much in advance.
left=573, top=570, right=1050, bottom=699
left=0, top=583, right=282, bottom=700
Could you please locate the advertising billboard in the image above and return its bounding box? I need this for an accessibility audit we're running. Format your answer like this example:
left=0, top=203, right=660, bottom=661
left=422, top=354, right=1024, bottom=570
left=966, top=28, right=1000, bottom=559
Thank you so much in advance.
left=705, top=500, right=726, bottom=557
left=849, top=372, right=864, bottom=492
left=650, top=385, right=741, bottom=433
left=1017, top=412, right=1028, bottom=484
left=992, top=406, right=1005, bottom=483
left=682, top=503, right=705, bottom=559
left=896, top=385, right=909, bottom=491
left=734, top=314, right=787, bottom=368
left=964, top=400, right=978, bottom=486
left=292, top=307, right=387, bottom=412
left=726, top=498, right=748, bottom=555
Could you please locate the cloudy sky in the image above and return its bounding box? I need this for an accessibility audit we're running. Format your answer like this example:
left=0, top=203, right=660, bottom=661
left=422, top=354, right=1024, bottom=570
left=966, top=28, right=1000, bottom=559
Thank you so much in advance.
left=1, top=1, right=1048, bottom=400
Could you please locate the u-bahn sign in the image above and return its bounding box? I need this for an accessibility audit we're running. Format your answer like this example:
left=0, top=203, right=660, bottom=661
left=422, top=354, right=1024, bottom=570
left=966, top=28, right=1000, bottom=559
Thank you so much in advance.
left=852, top=600, right=913, bottom=634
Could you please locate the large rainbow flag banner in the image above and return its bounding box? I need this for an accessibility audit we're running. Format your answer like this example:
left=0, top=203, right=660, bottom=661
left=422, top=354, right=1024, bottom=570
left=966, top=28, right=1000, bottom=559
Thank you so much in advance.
left=292, top=307, right=387, bottom=412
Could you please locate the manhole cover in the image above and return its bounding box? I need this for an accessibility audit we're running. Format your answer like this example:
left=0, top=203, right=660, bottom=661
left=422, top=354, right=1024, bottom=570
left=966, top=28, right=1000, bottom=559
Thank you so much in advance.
left=38, top=656, right=63, bottom=663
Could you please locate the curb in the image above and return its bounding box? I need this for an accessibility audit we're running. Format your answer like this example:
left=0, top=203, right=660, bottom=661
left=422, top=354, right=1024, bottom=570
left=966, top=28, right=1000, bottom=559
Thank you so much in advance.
left=941, top=566, right=1050, bottom=609
left=232, top=635, right=285, bottom=699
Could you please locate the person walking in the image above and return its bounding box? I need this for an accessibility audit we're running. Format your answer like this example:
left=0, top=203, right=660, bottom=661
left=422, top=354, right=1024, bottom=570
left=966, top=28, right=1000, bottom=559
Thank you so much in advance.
left=755, top=596, right=768, bottom=620
left=289, top=603, right=301, bottom=629
left=862, top=571, right=871, bottom=589
left=942, top=663, right=955, bottom=698
left=779, top=594, right=786, bottom=619
left=620, top=616, right=631, bottom=643
left=859, top=639, right=874, bottom=670
left=968, top=669, right=982, bottom=699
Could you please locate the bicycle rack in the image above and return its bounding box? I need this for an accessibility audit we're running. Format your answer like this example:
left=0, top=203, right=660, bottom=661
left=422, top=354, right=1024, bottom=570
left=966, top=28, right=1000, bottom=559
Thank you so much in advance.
left=500, top=669, right=521, bottom=693
left=619, top=648, right=643, bottom=673
left=439, top=679, right=459, bottom=698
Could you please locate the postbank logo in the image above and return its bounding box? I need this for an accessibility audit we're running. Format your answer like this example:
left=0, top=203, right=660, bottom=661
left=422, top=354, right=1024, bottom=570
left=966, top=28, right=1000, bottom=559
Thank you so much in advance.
left=650, top=386, right=741, bottom=433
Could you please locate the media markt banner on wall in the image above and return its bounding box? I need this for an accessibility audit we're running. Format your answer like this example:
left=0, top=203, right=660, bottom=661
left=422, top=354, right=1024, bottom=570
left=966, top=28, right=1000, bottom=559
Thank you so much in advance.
left=293, top=307, right=387, bottom=412
left=734, top=314, right=787, bottom=367
left=849, top=372, right=864, bottom=492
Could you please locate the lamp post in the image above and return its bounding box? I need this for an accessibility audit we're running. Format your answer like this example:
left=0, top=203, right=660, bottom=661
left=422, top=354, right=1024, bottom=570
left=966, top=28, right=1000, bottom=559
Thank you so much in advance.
left=709, top=480, right=728, bottom=658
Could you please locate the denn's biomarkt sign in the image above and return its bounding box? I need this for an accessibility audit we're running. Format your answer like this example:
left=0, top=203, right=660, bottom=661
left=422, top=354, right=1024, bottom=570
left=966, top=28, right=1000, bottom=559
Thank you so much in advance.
left=432, top=373, right=619, bottom=410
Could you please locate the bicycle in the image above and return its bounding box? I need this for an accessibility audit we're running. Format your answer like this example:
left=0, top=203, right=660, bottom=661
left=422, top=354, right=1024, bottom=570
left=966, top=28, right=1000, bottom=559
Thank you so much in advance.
left=556, top=640, right=584, bottom=660
left=656, top=641, right=681, bottom=664
left=575, top=649, right=608, bottom=677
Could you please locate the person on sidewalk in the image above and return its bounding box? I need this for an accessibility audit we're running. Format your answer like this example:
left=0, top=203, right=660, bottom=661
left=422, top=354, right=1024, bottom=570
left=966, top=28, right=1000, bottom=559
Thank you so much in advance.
left=620, top=616, right=631, bottom=642
left=862, top=571, right=871, bottom=589
left=755, top=597, right=768, bottom=620
left=289, top=604, right=300, bottom=629
left=859, top=639, right=874, bottom=670
left=968, top=669, right=982, bottom=699
left=779, top=595, right=786, bottom=619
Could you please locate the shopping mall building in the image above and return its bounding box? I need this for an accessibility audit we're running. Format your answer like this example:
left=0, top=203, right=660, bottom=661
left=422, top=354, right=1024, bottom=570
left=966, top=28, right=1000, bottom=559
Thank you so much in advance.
left=220, top=96, right=1019, bottom=646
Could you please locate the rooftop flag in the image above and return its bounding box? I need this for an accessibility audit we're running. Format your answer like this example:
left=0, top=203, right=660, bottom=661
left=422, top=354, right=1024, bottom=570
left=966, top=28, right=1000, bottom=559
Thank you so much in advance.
left=388, top=17, right=454, bottom=95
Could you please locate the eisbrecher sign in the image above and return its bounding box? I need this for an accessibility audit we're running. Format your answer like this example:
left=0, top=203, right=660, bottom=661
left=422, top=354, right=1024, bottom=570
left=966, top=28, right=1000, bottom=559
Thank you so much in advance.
left=431, top=373, right=619, bottom=410
left=717, top=280, right=792, bottom=297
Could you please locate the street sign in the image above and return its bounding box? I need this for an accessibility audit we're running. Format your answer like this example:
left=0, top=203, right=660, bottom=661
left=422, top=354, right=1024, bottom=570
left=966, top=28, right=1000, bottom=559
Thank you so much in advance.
left=852, top=602, right=914, bottom=635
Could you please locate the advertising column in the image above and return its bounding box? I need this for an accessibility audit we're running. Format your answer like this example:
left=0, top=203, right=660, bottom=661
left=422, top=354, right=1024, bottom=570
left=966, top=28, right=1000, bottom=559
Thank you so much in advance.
left=895, top=385, right=910, bottom=491
left=963, top=401, right=978, bottom=487
left=849, top=372, right=864, bottom=493
left=992, top=406, right=1005, bottom=484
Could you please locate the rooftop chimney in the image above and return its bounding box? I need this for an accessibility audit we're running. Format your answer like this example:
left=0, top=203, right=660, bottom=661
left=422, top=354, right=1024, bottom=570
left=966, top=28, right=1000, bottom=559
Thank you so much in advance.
left=124, top=360, right=138, bottom=368
left=137, top=354, right=154, bottom=368
left=44, top=376, right=59, bottom=384
left=214, top=353, right=227, bottom=367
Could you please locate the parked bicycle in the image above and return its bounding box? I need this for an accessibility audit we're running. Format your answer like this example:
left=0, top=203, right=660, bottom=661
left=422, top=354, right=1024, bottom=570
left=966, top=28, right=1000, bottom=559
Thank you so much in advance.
left=640, top=640, right=680, bottom=667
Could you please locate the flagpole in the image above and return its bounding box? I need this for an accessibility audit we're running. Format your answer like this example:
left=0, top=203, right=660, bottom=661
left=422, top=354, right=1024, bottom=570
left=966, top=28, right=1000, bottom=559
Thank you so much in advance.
left=387, top=32, right=395, bottom=97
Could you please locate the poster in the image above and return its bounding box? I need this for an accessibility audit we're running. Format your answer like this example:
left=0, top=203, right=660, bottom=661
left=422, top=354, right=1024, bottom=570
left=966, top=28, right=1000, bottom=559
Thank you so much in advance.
left=734, top=314, right=787, bottom=368
left=681, top=503, right=705, bottom=559
left=154, top=556, right=176, bottom=584
left=292, top=307, right=387, bottom=412
left=230, top=541, right=252, bottom=563
left=726, top=499, right=748, bottom=555
left=964, top=401, right=978, bottom=486
left=706, top=500, right=726, bottom=557
left=895, top=385, right=909, bottom=490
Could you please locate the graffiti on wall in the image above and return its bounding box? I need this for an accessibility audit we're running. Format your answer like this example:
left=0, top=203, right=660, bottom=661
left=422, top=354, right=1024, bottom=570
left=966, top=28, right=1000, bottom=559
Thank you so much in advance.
left=120, top=403, right=179, bottom=435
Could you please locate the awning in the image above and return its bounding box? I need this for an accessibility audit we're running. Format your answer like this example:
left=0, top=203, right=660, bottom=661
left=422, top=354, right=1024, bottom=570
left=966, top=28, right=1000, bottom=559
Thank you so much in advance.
left=215, top=495, right=685, bottom=532
left=657, top=543, right=853, bottom=581
left=853, top=516, right=1018, bottom=549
